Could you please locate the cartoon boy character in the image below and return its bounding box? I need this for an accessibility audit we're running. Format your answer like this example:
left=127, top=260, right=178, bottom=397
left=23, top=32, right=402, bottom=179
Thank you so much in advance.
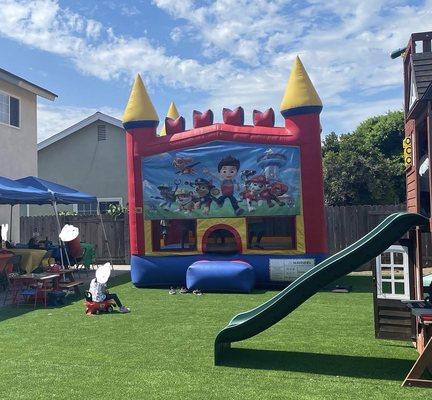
left=204, top=155, right=244, bottom=215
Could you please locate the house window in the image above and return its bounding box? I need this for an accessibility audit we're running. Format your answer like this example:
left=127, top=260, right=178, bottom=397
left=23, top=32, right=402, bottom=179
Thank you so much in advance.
left=98, top=199, right=121, bottom=214
left=77, top=201, right=98, bottom=215
left=0, top=91, right=20, bottom=128
left=76, top=198, right=123, bottom=215
left=246, top=216, right=296, bottom=250
left=151, top=219, right=196, bottom=251
left=97, top=124, right=107, bottom=141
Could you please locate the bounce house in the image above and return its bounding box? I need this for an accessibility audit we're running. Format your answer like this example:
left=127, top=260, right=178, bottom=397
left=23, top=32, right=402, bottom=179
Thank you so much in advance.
left=123, top=56, right=327, bottom=291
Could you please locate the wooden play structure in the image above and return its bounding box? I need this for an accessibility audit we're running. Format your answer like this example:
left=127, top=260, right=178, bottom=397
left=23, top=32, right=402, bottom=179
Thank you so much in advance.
left=373, top=30, right=432, bottom=387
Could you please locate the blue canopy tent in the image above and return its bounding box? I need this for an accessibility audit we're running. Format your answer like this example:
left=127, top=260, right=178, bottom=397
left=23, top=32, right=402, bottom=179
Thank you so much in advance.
left=0, top=177, right=53, bottom=245
left=0, top=176, right=52, bottom=205
left=15, top=177, right=111, bottom=266
left=16, top=176, right=96, bottom=205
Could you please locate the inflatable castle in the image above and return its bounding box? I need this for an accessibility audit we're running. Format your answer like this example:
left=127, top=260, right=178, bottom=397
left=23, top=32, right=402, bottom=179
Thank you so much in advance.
left=123, top=56, right=327, bottom=291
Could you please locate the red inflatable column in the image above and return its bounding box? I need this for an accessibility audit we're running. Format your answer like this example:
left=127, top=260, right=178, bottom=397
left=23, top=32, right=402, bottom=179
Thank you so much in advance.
left=123, top=74, right=159, bottom=256
left=280, top=56, right=327, bottom=254
left=286, top=114, right=327, bottom=254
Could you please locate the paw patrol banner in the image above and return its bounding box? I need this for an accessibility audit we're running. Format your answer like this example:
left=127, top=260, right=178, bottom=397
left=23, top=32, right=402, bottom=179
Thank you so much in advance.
left=142, top=141, right=301, bottom=219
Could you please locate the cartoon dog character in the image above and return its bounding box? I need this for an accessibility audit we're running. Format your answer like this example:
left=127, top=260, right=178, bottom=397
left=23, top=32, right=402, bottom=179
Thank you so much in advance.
left=173, top=157, right=200, bottom=175
left=174, top=188, right=196, bottom=214
left=260, top=182, right=288, bottom=208
left=151, top=183, right=178, bottom=210
left=240, top=169, right=256, bottom=182
left=191, top=178, right=220, bottom=215
left=241, top=175, right=267, bottom=212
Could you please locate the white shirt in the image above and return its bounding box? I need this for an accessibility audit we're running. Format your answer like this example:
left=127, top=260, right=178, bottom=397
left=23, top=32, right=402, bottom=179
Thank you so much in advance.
left=89, top=278, right=106, bottom=302
left=419, top=155, right=430, bottom=192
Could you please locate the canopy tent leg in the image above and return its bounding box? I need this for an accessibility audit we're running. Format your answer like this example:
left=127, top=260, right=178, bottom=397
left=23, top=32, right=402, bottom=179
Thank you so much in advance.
left=52, top=201, right=71, bottom=268
left=9, top=204, right=13, bottom=242
left=97, top=203, right=114, bottom=269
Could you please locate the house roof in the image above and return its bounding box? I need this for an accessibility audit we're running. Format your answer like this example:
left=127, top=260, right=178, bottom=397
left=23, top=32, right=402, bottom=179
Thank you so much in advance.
left=37, top=112, right=123, bottom=150
left=412, top=51, right=432, bottom=100
left=0, top=68, right=57, bottom=100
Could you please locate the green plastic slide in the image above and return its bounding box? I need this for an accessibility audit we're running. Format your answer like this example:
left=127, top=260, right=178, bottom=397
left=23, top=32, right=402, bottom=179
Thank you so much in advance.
left=214, top=212, right=428, bottom=364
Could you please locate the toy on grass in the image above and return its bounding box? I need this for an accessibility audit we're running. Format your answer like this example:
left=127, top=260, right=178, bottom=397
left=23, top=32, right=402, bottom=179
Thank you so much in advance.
left=84, top=292, right=116, bottom=315
left=84, top=264, right=115, bottom=315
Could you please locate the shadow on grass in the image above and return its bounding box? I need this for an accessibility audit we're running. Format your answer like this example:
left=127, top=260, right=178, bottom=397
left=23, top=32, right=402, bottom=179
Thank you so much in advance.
left=258, top=276, right=373, bottom=294
left=220, top=348, right=413, bottom=381
left=323, top=275, right=373, bottom=293
left=0, top=272, right=131, bottom=323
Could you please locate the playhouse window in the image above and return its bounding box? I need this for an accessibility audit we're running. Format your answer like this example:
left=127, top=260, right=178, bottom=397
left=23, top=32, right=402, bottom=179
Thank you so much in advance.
left=246, top=216, right=296, bottom=250
left=151, top=219, right=197, bottom=251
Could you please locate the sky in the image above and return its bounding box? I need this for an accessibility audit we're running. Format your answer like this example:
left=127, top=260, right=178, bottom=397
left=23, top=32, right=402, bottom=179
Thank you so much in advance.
left=0, top=0, right=431, bottom=142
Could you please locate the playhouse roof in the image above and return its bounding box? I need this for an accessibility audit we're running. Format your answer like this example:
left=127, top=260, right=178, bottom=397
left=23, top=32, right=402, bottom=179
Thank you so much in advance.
left=280, top=56, right=322, bottom=117
left=123, top=74, right=159, bottom=129
left=159, top=101, right=180, bottom=137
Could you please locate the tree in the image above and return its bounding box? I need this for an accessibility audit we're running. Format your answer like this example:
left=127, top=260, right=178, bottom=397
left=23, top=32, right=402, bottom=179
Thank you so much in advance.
left=322, top=111, right=405, bottom=206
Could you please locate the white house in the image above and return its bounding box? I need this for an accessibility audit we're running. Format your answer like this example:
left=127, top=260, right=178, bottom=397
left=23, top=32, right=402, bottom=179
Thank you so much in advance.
left=0, top=68, right=57, bottom=241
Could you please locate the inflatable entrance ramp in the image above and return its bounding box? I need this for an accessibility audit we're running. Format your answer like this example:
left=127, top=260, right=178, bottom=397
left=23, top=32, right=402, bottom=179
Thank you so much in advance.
left=187, top=260, right=254, bottom=293
left=214, top=212, right=428, bottom=364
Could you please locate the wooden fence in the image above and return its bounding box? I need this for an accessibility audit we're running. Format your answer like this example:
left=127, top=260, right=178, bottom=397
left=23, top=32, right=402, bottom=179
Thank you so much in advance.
left=20, top=215, right=129, bottom=264
left=325, top=204, right=406, bottom=254
left=20, top=205, right=423, bottom=265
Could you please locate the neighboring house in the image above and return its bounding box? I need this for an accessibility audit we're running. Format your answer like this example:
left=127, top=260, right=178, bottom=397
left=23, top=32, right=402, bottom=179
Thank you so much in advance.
left=32, top=112, right=127, bottom=216
left=0, top=68, right=57, bottom=241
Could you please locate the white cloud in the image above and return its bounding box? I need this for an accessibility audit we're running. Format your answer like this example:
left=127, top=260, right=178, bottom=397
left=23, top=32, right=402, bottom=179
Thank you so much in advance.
left=2, top=0, right=432, bottom=136
left=152, top=0, right=432, bottom=133
left=0, top=0, right=234, bottom=90
left=153, top=0, right=292, bottom=65
left=323, top=98, right=404, bottom=134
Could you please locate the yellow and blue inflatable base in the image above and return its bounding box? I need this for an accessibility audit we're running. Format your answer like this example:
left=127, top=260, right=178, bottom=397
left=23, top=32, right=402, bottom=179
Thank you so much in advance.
left=130, top=253, right=327, bottom=289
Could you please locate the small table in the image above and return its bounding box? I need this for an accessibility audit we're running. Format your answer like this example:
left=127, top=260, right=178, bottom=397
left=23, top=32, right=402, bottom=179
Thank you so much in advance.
left=55, top=269, right=83, bottom=296
left=402, top=308, right=432, bottom=387
left=10, top=249, right=47, bottom=273
left=410, top=308, right=432, bottom=318
left=10, top=273, right=60, bottom=308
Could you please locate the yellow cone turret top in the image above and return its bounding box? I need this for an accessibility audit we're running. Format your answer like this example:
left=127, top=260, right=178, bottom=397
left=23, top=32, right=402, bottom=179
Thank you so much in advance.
left=280, top=56, right=322, bottom=117
left=159, top=101, right=180, bottom=136
left=123, top=74, right=159, bottom=129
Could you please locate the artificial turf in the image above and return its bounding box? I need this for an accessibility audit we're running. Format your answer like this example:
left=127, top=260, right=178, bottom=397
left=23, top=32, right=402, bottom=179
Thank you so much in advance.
left=0, top=274, right=429, bottom=399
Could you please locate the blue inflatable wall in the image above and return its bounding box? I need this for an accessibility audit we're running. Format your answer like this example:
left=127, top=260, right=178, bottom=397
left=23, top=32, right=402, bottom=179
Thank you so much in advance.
left=130, top=253, right=327, bottom=288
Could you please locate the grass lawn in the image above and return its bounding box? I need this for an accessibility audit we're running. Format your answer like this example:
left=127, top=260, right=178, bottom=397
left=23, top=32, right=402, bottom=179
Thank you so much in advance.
left=0, top=274, right=429, bottom=399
